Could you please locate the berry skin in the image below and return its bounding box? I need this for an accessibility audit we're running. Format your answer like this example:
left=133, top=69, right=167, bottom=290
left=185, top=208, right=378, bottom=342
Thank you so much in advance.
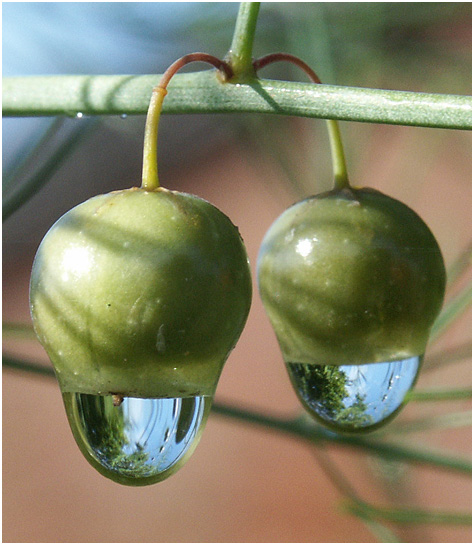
left=30, top=187, right=252, bottom=398
left=257, top=187, right=446, bottom=367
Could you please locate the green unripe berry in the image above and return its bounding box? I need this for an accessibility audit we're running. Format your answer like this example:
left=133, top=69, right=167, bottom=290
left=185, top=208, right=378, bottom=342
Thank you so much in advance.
left=257, top=187, right=446, bottom=367
left=30, top=187, right=252, bottom=399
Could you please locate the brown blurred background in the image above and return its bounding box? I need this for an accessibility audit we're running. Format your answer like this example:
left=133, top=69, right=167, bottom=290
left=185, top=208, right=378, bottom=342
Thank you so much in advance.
left=3, top=3, right=471, bottom=542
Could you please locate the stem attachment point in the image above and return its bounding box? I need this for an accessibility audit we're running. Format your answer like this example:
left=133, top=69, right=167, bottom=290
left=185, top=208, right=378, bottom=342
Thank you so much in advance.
left=253, top=52, right=350, bottom=191
left=141, top=53, right=233, bottom=191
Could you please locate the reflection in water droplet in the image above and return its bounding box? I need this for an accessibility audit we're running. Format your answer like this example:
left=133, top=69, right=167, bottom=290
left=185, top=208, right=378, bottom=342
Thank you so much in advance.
left=63, top=393, right=212, bottom=485
left=287, top=356, right=421, bottom=432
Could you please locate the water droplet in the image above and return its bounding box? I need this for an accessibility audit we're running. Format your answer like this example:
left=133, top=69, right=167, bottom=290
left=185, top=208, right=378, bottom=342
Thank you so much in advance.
left=75, top=112, right=84, bottom=119
left=120, top=113, right=128, bottom=119
left=287, top=356, right=421, bottom=432
left=62, top=393, right=212, bottom=485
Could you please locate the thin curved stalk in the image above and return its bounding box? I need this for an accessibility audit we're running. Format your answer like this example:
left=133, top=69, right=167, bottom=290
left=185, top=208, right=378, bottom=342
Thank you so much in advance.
left=3, top=74, right=471, bottom=130
left=253, top=52, right=350, bottom=189
left=141, top=53, right=232, bottom=191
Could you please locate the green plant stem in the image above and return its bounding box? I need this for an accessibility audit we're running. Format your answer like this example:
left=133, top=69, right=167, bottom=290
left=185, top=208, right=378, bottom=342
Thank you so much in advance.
left=3, top=117, right=98, bottom=221
left=3, top=74, right=471, bottom=130
left=2, top=322, right=37, bottom=340
left=3, top=355, right=471, bottom=474
left=424, top=342, right=471, bottom=371
left=227, top=2, right=261, bottom=79
left=3, top=117, right=64, bottom=193
left=212, top=404, right=471, bottom=474
left=430, top=284, right=472, bottom=342
left=3, top=355, right=55, bottom=378
left=310, top=447, right=403, bottom=542
left=406, top=387, right=471, bottom=402
left=343, top=500, right=471, bottom=526
left=141, top=86, right=167, bottom=190
left=327, top=119, right=349, bottom=189
left=141, top=53, right=233, bottom=190
left=359, top=518, right=402, bottom=543
left=380, top=411, right=471, bottom=435
left=446, top=243, right=471, bottom=287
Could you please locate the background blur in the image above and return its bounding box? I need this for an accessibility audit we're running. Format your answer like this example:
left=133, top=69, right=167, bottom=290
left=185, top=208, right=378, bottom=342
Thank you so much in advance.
left=3, top=2, right=471, bottom=542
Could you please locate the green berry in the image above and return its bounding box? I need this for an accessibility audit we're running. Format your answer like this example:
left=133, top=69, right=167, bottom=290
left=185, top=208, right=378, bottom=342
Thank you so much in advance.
left=30, top=187, right=252, bottom=399
left=257, top=187, right=446, bottom=367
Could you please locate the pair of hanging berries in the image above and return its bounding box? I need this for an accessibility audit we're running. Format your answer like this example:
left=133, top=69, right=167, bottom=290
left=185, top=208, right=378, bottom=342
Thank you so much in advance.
left=29, top=54, right=446, bottom=485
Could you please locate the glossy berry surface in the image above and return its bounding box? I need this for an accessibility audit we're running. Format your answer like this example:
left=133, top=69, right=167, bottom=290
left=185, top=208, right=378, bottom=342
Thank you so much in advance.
left=257, top=187, right=446, bottom=368
left=30, top=187, right=252, bottom=399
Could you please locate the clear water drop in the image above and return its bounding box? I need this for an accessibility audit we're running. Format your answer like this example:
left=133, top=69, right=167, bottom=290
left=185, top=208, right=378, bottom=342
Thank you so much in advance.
left=75, top=112, right=84, bottom=119
left=120, top=113, right=128, bottom=119
left=63, top=393, right=212, bottom=485
left=287, top=356, right=422, bottom=432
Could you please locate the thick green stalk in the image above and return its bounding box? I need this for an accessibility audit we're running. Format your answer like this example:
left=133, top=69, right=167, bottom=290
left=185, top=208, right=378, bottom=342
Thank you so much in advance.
left=227, top=2, right=261, bottom=79
left=3, top=74, right=471, bottom=130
